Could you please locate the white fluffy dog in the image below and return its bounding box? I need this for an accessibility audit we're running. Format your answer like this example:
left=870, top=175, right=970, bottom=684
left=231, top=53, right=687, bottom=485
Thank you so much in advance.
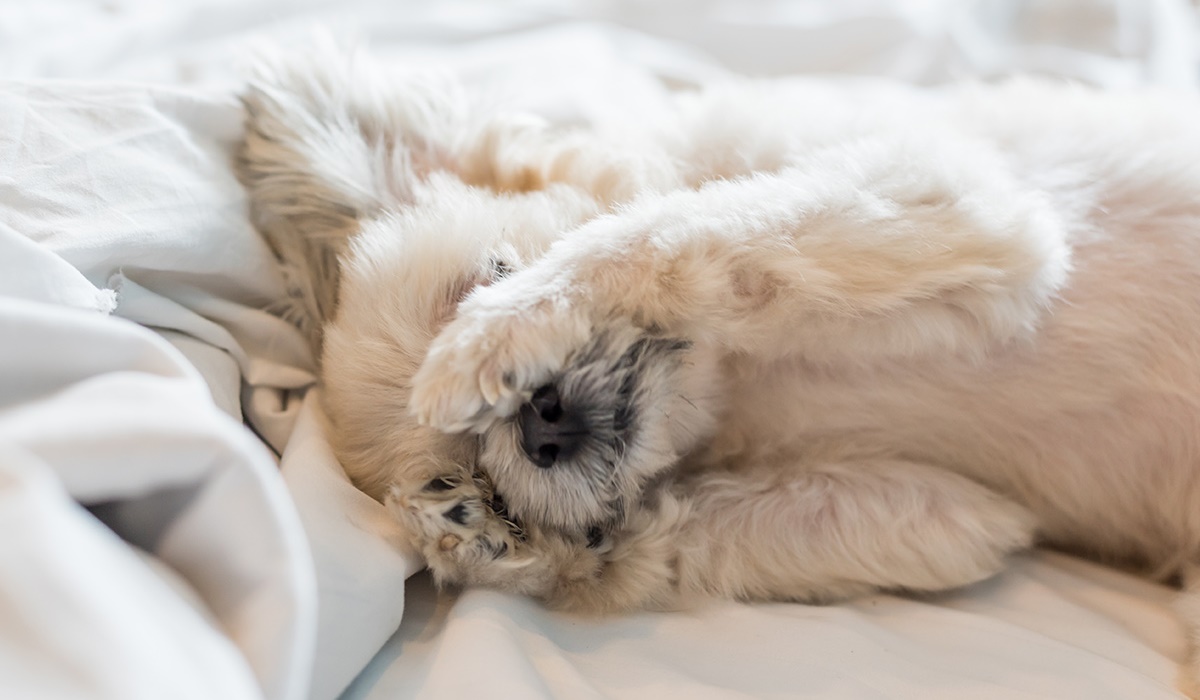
left=238, top=44, right=1200, bottom=692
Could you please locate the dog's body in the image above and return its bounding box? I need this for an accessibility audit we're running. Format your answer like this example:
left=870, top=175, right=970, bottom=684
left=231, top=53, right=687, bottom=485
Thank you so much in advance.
left=239, top=46, right=1200, bottom=690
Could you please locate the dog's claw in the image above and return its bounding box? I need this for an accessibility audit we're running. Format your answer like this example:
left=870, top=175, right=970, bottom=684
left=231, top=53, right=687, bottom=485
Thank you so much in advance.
left=479, top=369, right=504, bottom=407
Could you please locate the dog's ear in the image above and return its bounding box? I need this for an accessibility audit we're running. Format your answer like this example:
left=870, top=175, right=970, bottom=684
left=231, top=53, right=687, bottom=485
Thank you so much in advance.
left=236, top=35, right=466, bottom=351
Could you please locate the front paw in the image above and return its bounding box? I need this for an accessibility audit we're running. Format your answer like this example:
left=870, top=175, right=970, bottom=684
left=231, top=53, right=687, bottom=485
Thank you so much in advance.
left=386, top=470, right=600, bottom=599
left=410, top=284, right=592, bottom=433
left=386, top=471, right=525, bottom=583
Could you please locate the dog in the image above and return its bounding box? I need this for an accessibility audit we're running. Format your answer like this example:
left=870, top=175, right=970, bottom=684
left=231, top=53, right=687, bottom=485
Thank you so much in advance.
left=237, top=42, right=1200, bottom=691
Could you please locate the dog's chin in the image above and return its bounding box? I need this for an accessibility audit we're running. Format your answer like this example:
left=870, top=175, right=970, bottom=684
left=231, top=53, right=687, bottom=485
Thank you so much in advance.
left=478, top=421, right=683, bottom=534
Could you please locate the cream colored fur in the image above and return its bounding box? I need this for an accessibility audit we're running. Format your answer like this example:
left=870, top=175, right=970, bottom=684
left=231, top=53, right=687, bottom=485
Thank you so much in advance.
left=237, top=42, right=1200, bottom=694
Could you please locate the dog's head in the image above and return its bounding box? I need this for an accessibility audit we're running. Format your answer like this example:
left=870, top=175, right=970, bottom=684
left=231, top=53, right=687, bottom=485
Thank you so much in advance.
left=322, top=176, right=715, bottom=540
left=240, top=45, right=713, bottom=546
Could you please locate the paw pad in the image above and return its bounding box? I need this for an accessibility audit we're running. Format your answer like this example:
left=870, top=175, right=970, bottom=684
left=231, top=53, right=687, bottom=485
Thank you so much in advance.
left=444, top=503, right=469, bottom=525
left=426, top=476, right=458, bottom=492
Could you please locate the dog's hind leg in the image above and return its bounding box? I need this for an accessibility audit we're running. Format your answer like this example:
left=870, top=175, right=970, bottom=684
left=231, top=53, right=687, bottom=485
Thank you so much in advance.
left=668, top=459, right=1037, bottom=604
left=544, top=457, right=1036, bottom=614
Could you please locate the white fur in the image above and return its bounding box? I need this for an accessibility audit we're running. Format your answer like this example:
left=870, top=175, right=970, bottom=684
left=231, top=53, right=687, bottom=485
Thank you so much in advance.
left=238, top=45, right=1200, bottom=695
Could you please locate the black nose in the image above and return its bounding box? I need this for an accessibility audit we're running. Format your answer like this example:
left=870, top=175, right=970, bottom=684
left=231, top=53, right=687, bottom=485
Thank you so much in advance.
left=518, top=384, right=586, bottom=468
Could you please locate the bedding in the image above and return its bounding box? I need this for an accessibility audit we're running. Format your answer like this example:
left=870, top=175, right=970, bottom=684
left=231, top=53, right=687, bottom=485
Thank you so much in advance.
left=1, top=1, right=1198, bottom=699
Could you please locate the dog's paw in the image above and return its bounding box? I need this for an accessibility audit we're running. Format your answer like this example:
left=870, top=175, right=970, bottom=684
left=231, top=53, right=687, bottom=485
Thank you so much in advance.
left=896, top=490, right=1037, bottom=592
left=410, top=283, right=592, bottom=433
left=387, top=470, right=604, bottom=598
left=386, top=471, right=526, bottom=581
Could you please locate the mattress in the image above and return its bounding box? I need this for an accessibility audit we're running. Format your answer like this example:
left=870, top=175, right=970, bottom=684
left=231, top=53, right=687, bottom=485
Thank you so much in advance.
left=1, top=1, right=1197, bottom=698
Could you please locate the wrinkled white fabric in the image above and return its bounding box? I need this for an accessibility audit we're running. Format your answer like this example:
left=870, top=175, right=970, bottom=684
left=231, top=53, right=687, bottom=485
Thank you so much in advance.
left=0, top=80, right=317, bottom=700
left=0, top=298, right=316, bottom=700
left=1, top=0, right=1196, bottom=90
left=1, top=1, right=1199, bottom=700
left=279, top=393, right=418, bottom=700
left=348, top=554, right=1186, bottom=699
left=0, top=442, right=264, bottom=700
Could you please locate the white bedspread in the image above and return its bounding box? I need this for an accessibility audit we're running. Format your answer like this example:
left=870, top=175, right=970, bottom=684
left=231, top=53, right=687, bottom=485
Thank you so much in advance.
left=2, top=1, right=1198, bottom=699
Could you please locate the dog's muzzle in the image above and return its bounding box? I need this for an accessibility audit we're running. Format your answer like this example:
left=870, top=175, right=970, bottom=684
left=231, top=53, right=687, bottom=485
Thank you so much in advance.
left=517, top=384, right=586, bottom=468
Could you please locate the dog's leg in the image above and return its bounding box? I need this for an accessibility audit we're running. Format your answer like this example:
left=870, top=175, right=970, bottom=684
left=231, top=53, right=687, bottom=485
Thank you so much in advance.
left=385, top=470, right=611, bottom=601
left=547, top=458, right=1037, bottom=614
left=671, top=460, right=1037, bottom=603
left=411, top=134, right=1073, bottom=430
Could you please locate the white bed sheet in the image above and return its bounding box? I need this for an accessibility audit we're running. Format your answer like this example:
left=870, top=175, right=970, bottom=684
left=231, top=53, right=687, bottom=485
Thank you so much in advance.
left=348, top=555, right=1185, bottom=700
left=2, top=1, right=1199, bottom=699
left=0, top=80, right=318, bottom=699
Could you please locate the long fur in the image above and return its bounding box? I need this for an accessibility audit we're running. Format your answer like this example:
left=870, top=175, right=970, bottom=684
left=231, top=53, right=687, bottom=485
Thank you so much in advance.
left=238, top=45, right=1200, bottom=694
